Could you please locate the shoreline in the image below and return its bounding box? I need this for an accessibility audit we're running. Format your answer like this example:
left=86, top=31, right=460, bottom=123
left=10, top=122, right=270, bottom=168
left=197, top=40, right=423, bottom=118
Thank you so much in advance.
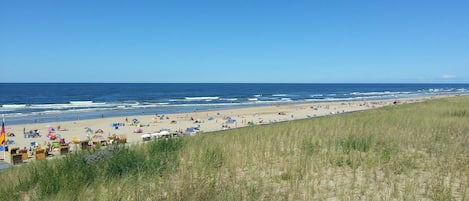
left=1, top=94, right=460, bottom=162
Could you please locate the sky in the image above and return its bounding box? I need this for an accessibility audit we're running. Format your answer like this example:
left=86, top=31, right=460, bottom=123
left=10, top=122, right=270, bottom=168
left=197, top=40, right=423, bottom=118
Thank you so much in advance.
left=1, top=0, right=468, bottom=83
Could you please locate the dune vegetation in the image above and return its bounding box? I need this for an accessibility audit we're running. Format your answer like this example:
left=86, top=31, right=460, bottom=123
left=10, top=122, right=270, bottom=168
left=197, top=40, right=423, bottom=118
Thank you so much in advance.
left=1, top=96, right=468, bottom=200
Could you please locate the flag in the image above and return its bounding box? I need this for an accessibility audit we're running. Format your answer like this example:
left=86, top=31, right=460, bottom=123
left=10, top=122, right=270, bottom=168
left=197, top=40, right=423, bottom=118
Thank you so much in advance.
left=0, top=118, right=4, bottom=155
left=0, top=117, right=5, bottom=145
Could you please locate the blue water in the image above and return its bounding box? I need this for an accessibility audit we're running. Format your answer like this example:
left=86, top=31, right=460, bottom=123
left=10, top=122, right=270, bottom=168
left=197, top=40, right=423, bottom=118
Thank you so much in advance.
left=1, top=83, right=468, bottom=125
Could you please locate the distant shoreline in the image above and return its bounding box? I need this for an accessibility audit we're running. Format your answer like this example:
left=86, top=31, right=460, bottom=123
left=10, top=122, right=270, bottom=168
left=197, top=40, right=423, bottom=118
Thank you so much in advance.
left=2, top=83, right=468, bottom=126
left=3, top=93, right=463, bottom=126
left=2, top=94, right=462, bottom=155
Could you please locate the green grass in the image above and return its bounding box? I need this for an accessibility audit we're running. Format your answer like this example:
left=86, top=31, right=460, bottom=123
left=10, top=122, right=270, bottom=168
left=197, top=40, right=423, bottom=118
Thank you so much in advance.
left=1, top=96, right=469, bottom=200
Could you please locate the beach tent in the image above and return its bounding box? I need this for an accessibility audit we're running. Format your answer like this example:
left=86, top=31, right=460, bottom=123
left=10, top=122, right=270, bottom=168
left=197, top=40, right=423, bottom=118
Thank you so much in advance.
left=208, top=117, right=215, bottom=121
left=150, top=133, right=161, bottom=139
left=141, top=134, right=151, bottom=141
left=186, top=127, right=196, bottom=136
left=160, top=130, right=170, bottom=136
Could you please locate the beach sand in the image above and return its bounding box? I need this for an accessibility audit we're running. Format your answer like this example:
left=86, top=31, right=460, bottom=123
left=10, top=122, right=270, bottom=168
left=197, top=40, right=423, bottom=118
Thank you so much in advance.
left=1, top=95, right=451, bottom=163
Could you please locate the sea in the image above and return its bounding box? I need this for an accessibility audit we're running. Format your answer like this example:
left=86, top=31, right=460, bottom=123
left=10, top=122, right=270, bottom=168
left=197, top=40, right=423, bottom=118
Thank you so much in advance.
left=1, top=83, right=468, bottom=125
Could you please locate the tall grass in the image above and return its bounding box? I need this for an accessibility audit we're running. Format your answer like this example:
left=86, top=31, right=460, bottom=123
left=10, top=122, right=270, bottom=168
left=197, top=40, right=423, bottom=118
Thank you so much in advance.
left=0, top=96, right=468, bottom=200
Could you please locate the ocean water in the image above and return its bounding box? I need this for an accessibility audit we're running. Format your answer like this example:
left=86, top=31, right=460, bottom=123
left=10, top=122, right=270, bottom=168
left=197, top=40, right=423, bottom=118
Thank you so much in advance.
left=0, top=83, right=468, bottom=125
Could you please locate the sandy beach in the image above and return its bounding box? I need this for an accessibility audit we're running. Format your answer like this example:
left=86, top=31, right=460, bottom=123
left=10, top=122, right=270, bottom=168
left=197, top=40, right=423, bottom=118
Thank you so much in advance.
left=1, top=95, right=452, bottom=163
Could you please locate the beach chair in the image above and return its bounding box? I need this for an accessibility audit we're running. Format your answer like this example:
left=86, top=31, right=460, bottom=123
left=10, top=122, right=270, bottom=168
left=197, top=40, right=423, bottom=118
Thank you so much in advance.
left=9, top=147, right=19, bottom=159
left=60, top=145, right=69, bottom=155
left=35, top=149, right=46, bottom=160
left=81, top=141, right=91, bottom=150
left=119, top=137, right=127, bottom=144
left=12, top=154, right=23, bottom=165
left=19, top=149, right=28, bottom=160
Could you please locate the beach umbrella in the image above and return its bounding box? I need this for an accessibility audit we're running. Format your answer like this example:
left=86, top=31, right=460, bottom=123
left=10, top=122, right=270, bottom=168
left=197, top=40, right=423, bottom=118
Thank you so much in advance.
left=208, top=117, right=215, bottom=121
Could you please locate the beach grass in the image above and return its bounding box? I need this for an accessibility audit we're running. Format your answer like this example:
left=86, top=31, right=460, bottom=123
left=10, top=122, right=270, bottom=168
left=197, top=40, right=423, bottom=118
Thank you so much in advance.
left=1, top=96, right=468, bottom=200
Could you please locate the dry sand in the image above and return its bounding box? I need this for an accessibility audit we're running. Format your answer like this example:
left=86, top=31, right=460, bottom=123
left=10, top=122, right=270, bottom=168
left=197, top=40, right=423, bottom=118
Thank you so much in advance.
left=1, top=95, right=450, bottom=162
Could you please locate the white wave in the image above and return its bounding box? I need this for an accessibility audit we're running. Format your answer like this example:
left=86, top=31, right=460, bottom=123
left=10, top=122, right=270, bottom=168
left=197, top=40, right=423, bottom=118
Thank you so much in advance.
left=281, top=98, right=292, bottom=101
left=248, top=98, right=258, bottom=101
left=2, top=104, right=28, bottom=108
left=131, top=105, right=162, bottom=109
left=254, top=94, right=262, bottom=97
left=220, top=98, right=238, bottom=101
left=141, top=102, right=169, bottom=105
left=310, top=94, right=323, bottom=97
left=168, top=103, right=241, bottom=107
left=251, top=99, right=295, bottom=104
left=169, top=99, right=185, bottom=102
left=272, top=94, right=287, bottom=97
left=70, top=101, right=94, bottom=105
left=350, top=91, right=412, bottom=96
left=185, top=96, right=220, bottom=101
left=29, top=102, right=109, bottom=110
left=2, top=113, right=26, bottom=117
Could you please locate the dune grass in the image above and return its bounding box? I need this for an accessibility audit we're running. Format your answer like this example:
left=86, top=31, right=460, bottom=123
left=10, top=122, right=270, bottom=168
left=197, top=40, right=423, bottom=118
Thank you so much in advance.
left=1, top=96, right=468, bottom=200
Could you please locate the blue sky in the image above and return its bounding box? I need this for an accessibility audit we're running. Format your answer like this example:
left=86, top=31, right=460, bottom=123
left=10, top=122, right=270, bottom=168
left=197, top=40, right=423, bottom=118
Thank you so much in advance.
left=1, top=1, right=468, bottom=83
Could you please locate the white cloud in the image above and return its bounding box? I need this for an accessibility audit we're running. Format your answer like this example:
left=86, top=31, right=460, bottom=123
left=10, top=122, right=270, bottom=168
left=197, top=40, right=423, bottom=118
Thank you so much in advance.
left=442, top=74, right=456, bottom=79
